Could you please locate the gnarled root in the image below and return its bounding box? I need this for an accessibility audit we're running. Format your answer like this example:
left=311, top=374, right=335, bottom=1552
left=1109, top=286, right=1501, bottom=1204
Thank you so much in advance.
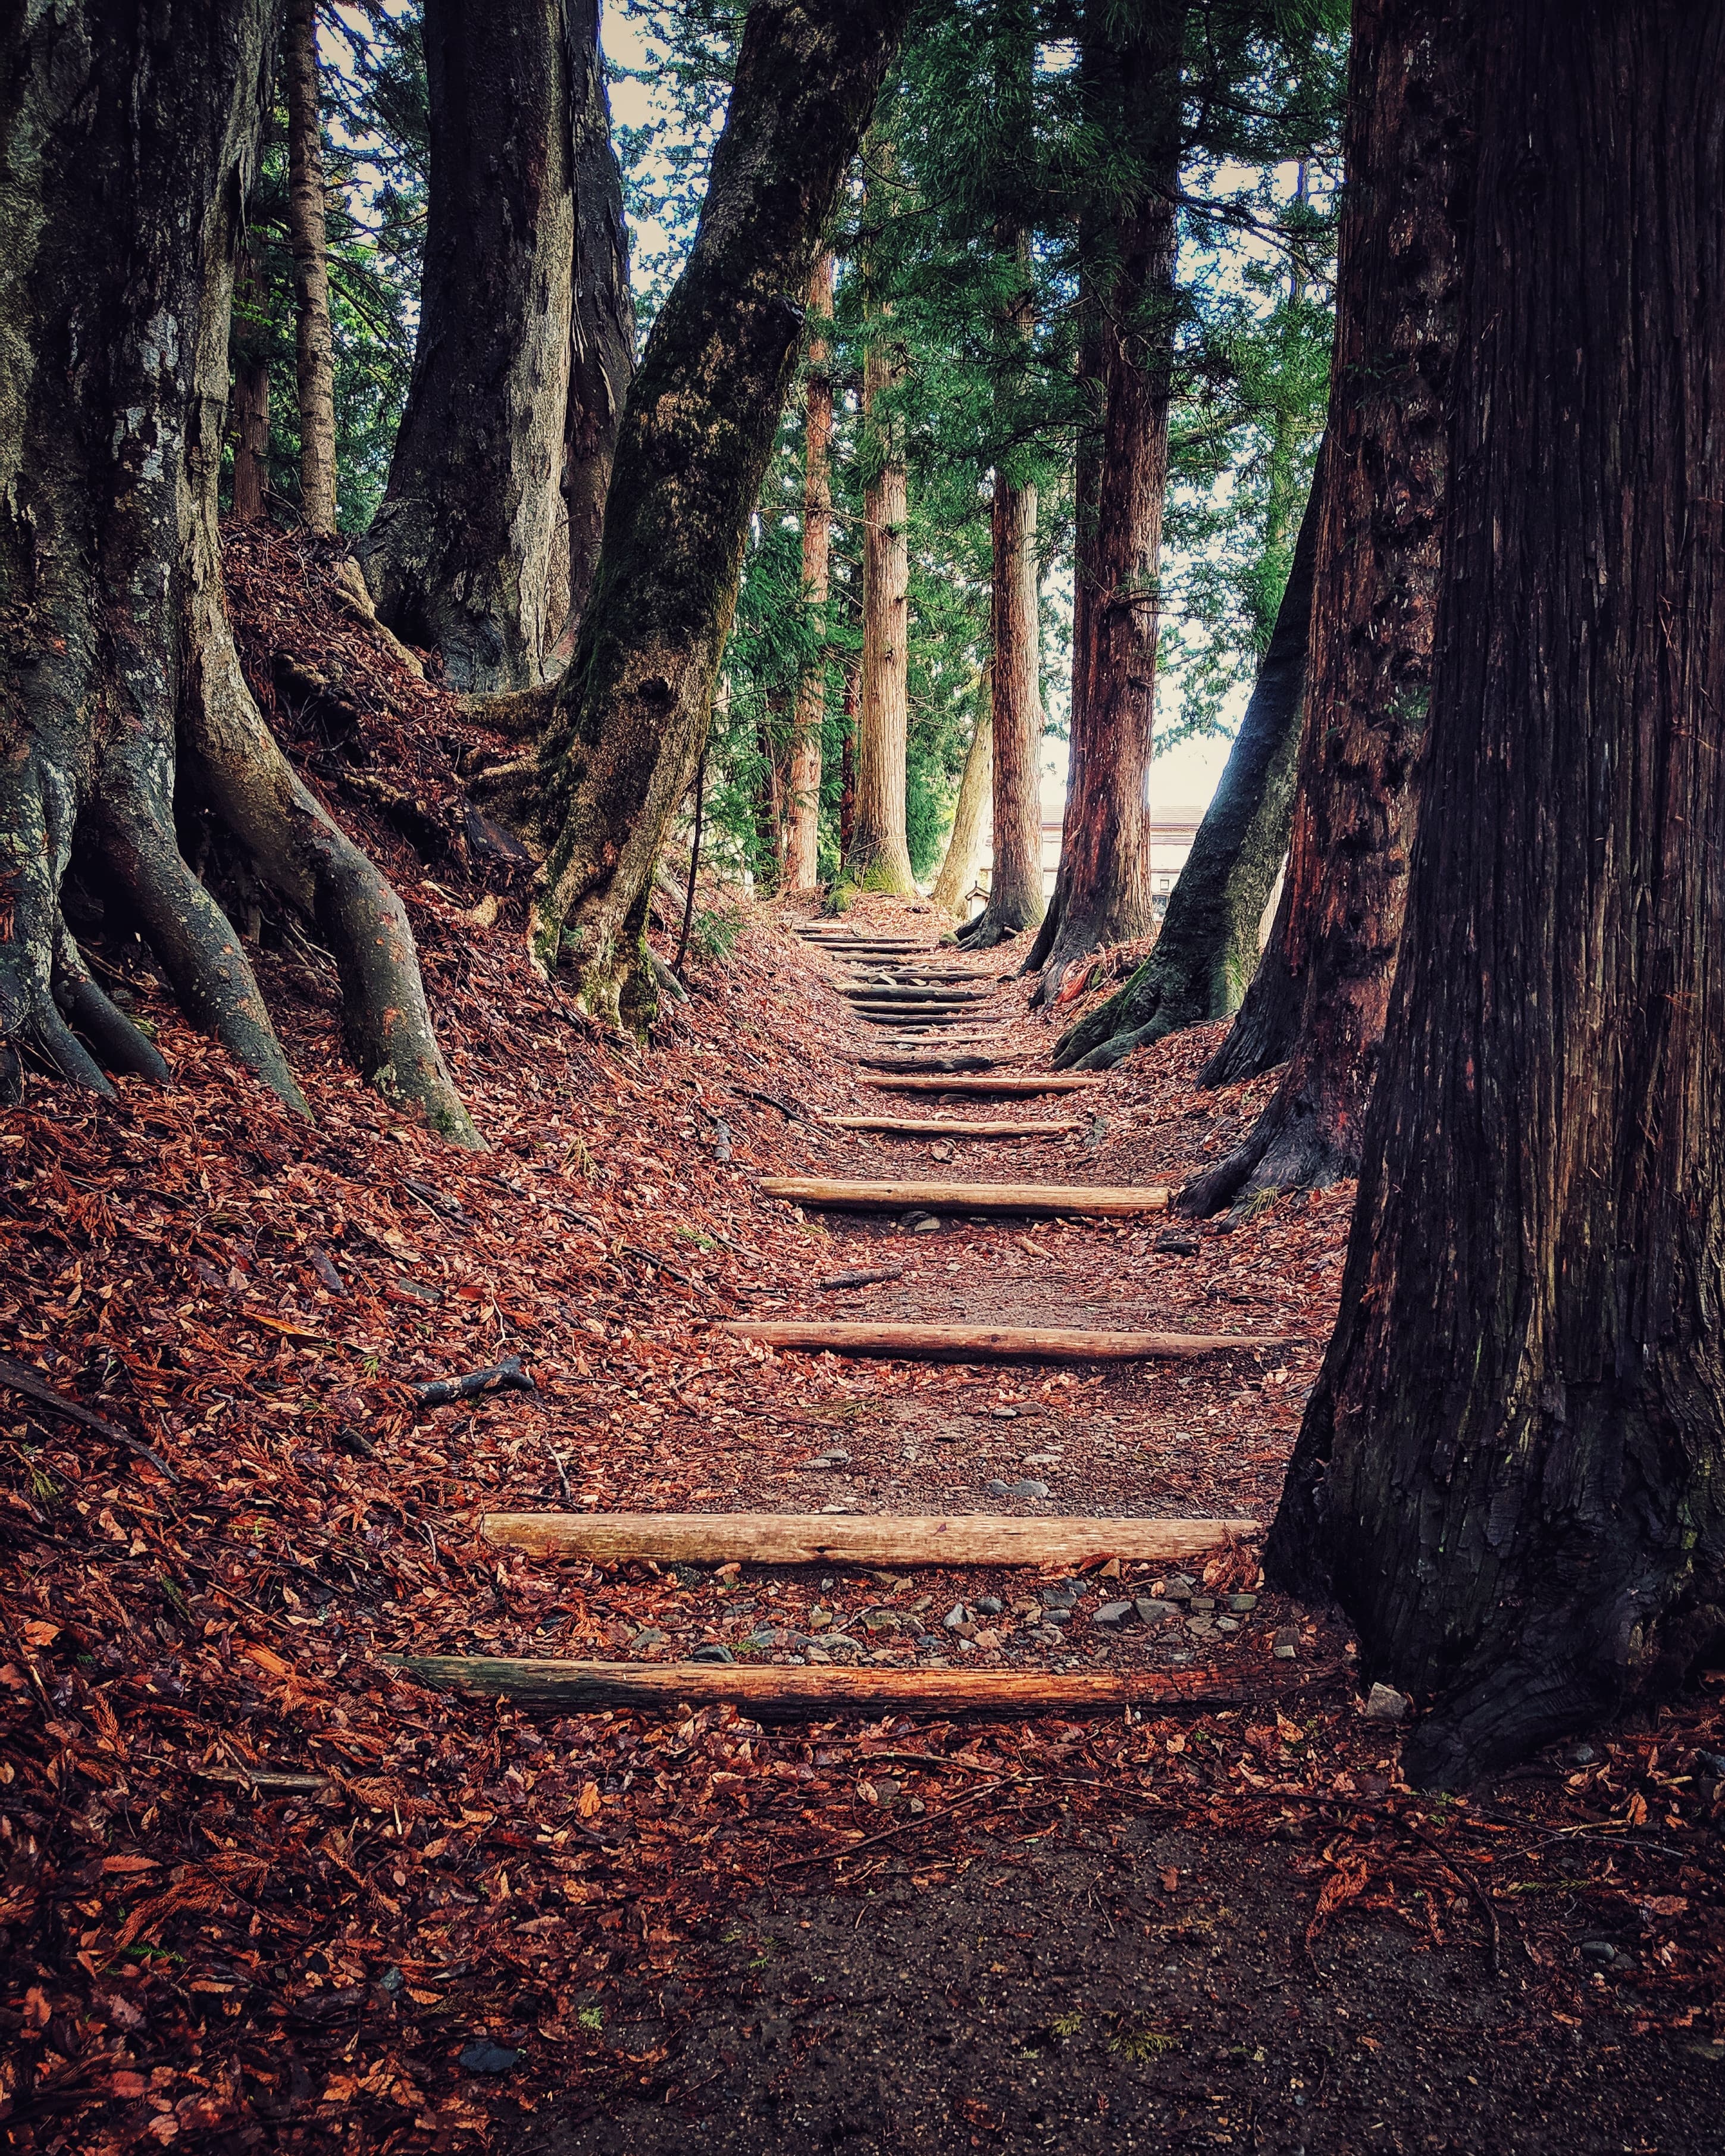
left=1177, top=1074, right=1354, bottom=1219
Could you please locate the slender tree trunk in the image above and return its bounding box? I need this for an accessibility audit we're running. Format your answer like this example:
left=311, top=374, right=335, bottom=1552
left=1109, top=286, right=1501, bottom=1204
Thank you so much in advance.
left=230, top=242, right=272, bottom=523
left=553, top=0, right=636, bottom=663
left=960, top=472, right=1043, bottom=945
left=845, top=194, right=918, bottom=899
left=838, top=662, right=859, bottom=864
left=283, top=0, right=337, bottom=534
left=531, top=0, right=910, bottom=1022
left=1269, top=0, right=1725, bottom=1787
left=929, top=666, right=993, bottom=919
left=785, top=254, right=835, bottom=891
left=1025, top=0, right=1183, bottom=994
left=1055, top=462, right=1322, bottom=1068
left=1179, top=0, right=1473, bottom=1215
left=0, top=0, right=475, bottom=1143
left=365, top=0, right=626, bottom=691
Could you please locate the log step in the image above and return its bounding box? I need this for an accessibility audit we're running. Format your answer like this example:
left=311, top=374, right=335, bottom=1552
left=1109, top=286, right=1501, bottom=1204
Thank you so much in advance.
left=825, top=1115, right=1077, bottom=1136
left=757, top=1176, right=1167, bottom=1216
left=855, top=1056, right=1016, bottom=1074
left=865, top=1074, right=1101, bottom=1094
left=389, top=1657, right=1296, bottom=1722
left=480, top=1509, right=1259, bottom=1565
left=721, top=1320, right=1286, bottom=1360
left=839, top=985, right=991, bottom=1003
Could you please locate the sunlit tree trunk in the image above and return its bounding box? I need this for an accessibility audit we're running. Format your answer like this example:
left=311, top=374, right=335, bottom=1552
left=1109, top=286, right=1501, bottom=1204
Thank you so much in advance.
left=960, top=468, right=1042, bottom=946
left=929, top=666, right=993, bottom=919
left=283, top=0, right=337, bottom=534
left=785, top=253, right=835, bottom=891
left=1269, top=0, right=1725, bottom=1785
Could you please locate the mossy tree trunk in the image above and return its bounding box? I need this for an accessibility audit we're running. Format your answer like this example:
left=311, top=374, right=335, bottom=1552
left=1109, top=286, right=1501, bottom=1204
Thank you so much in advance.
left=0, top=0, right=477, bottom=1146
left=532, top=0, right=911, bottom=1021
left=785, top=253, right=835, bottom=893
left=1269, top=0, right=1725, bottom=1786
left=1179, top=0, right=1472, bottom=1207
left=1023, top=0, right=1183, bottom=995
left=929, top=668, right=993, bottom=921
left=1054, top=463, right=1322, bottom=1069
left=365, top=0, right=630, bottom=691
left=283, top=0, right=337, bottom=534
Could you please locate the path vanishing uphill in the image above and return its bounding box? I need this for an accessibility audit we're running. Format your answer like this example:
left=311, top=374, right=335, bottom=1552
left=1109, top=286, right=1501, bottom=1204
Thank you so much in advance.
left=397, top=909, right=1337, bottom=1726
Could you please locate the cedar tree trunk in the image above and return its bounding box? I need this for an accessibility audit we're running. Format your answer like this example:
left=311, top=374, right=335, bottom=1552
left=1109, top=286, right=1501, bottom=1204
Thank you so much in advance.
left=1024, top=0, right=1183, bottom=994
left=845, top=224, right=918, bottom=899
left=230, top=242, right=272, bottom=522
left=531, top=0, right=910, bottom=1022
left=959, top=472, right=1043, bottom=945
left=785, top=254, right=835, bottom=892
left=0, top=0, right=477, bottom=1145
left=283, top=0, right=337, bottom=533
left=364, top=0, right=619, bottom=690
left=1179, top=0, right=1472, bottom=1203
left=1268, top=0, right=1725, bottom=1786
left=1055, top=462, right=1322, bottom=1068
left=929, top=668, right=993, bottom=919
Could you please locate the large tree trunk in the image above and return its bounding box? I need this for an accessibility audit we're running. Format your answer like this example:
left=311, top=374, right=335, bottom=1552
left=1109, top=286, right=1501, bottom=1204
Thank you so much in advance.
left=1054, top=462, right=1322, bottom=1069
left=844, top=194, right=918, bottom=900
left=283, top=0, right=337, bottom=534
left=959, top=468, right=1044, bottom=946
left=785, top=254, right=835, bottom=891
left=1268, top=0, right=1725, bottom=1787
left=531, top=0, right=910, bottom=1021
left=928, top=667, right=993, bottom=919
left=0, top=0, right=477, bottom=1149
left=1179, top=0, right=1472, bottom=1215
left=1023, top=0, right=1183, bottom=996
left=364, top=0, right=622, bottom=691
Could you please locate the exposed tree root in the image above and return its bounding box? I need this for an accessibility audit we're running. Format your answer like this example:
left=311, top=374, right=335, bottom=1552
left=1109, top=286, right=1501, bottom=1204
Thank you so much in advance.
left=1177, top=1074, right=1354, bottom=1219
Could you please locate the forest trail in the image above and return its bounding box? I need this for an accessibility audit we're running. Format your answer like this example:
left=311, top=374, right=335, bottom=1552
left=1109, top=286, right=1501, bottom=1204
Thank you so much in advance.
left=4, top=868, right=1721, bottom=2154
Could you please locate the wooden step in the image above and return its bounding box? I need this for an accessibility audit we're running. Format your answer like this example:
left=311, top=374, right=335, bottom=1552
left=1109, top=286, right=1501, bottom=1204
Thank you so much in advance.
left=757, top=1175, right=1167, bottom=1216
left=855, top=1055, right=1016, bottom=1074
left=839, top=984, right=991, bottom=1003
left=390, top=1658, right=1297, bottom=1721
left=864, top=1074, right=1103, bottom=1095
left=722, top=1320, right=1286, bottom=1360
left=478, top=1510, right=1259, bottom=1566
left=825, top=1114, right=1076, bottom=1136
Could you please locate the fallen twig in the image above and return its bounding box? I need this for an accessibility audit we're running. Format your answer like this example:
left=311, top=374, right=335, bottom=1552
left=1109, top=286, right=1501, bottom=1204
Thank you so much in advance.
left=0, top=1353, right=179, bottom=1483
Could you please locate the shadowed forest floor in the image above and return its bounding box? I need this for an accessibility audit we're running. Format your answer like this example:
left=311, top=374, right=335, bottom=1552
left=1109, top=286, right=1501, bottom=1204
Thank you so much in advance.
left=2, top=538, right=1722, bottom=2152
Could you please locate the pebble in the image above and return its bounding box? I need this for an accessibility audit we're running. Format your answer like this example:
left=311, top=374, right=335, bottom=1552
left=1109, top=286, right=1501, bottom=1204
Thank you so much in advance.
left=985, top=1479, right=1011, bottom=1497
left=1186, top=1615, right=1216, bottom=1638
left=459, top=2041, right=521, bottom=2076
left=1214, top=1616, right=1241, bottom=1635
left=804, top=1645, right=833, bottom=1664
left=1040, top=1583, right=1081, bottom=1608
left=1134, top=1598, right=1181, bottom=1628
left=991, top=1405, right=1020, bottom=1420
left=813, top=1450, right=851, bottom=1469
left=1227, top=1592, right=1258, bottom=1612
left=912, top=1217, right=943, bottom=1234
left=630, top=1628, right=668, bottom=1649
left=975, top=1596, right=1004, bottom=1615
left=1363, top=1681, right=1407, bottom=1722
left=1156, top=1234, right=1200, bottom=1256
left=943, top=1604, right=969, bottom=1631
left=1272, top=1626, right=1300, bottom=1660
left=691, top=1642, right=734, bottom=1663
left=1010, top=1478, right=1050, bottom=1498
left=1190, top=1594, right=1216, bottom=1611
left=1094, top=1601, right=1134, bottom=1628
left=1571, top=1744, right=1596, bottom=1764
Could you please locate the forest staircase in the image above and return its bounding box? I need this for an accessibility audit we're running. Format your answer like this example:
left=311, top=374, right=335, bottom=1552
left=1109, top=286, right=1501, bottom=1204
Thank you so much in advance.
left=398, top=917, right=1298, bottom=1720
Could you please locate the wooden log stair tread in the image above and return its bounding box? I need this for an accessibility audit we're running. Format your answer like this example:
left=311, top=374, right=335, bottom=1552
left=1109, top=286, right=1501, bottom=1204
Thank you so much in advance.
left=758, top=1175, right=1164, bottom=1216
left=863, top=1073, right=1101, bottom=1094
left=824, top=1114, right=1077, bottom=1135
left=719, top=1320, right=1289, bottom=1360
left=386, top=1657, right=1319, bottom=1720
left=480, top=1510, right=1258, bottom=1564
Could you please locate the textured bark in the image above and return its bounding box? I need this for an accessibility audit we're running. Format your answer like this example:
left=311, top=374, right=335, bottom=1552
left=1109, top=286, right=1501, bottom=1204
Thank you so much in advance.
left=1193, top=868, right=1303, bottom=1087
left=1055, top=465, right=1321, bottom=1069
left=845, top=216, right=917, bottom=899
left=283, top=0, right=337, bottom=534
left=960, top=478, right=1043, bottom=947
left=0, top=0, right=476, bottom=1146
left=550, top=0, right=635, bottom=662
left=230, top=243, right=271, bottom=522
left=364, top=0, right=630, bottom=690
left=1180, top=0, right=1472, bottom=1205
left=1267, top=0, right=1725, bottom=1785
left=533, top=0, right=910, bottom=1021
left=785, top=254, right=834, bottom=891
left=928, top=668, right=993, bottom=918
left=1025, top=0, right=1183, bottom=994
